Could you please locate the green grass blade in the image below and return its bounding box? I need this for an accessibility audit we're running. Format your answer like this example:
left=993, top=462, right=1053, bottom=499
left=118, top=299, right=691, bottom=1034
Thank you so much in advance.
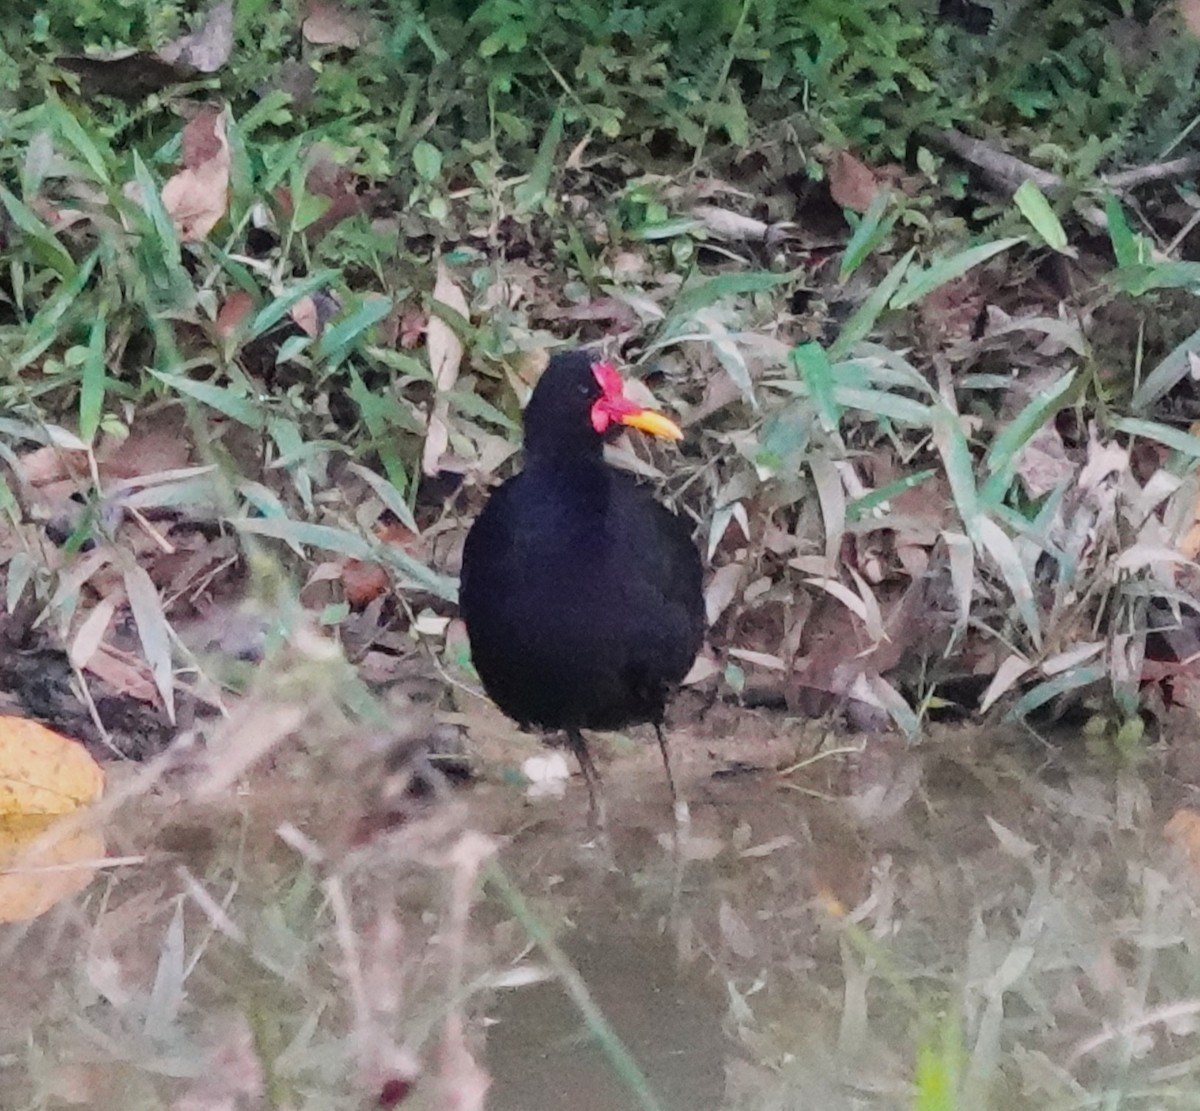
left=79, top=314, right=107, bottom=445
left=892, top=239, right=1021, bottom=311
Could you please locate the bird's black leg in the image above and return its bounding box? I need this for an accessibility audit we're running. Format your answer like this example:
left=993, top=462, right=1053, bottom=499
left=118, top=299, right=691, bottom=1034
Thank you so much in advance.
left=565, top=728, right=607, bottom=830
left=655, top=723, right=688, bottom=824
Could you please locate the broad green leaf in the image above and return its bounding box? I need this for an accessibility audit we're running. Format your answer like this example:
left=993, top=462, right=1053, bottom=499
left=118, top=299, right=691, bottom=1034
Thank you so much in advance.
left=1114, top=417, right=1200, bottom=458
left=839, top=189, right=896, bottom=280
left=514, top=107, right=563, bottom=212
left=248, top=270, right=340, bottom=340
left=1104, top=192, right=1141, bottom=268
left=131, top=152, right=181, bottom=270
left=829, top=248, right=914, bottom=360
left=980, top=370, right=1076, bottom=506
left=976, top=516, right=1040, bottom=648
left=45, top=95, right=112, bottom=185
left=892, top=239, right=1022, bottom=310
left=316, top=296, right=395, bottom=369
left=1111, top=261, right=1200, bottom=296
left=150, top=370, right=264, bottom=428
left=931, top=406, right=980, bottom=533
left=792, top=342, right=839, bottom=431
left=667, top=271, right=791, bottom=322
left=412, top=140, right=442, bottom=182
left=628, top=217, right=703, bottom=240
left=1013, top=180, right=1069, bottom=253
left=832, top=386, right=931, bottom=425
left=346, top=462, right=419, bottom=534
left=847, top=469, right=936, bottom=521
left=1009, top=664, right=1106, bottom=720
left=0, top=187, right=75, bottom=278
left=14, top=252, right=99, bottom=371
left=1131, top=323, right=1200, bottom=412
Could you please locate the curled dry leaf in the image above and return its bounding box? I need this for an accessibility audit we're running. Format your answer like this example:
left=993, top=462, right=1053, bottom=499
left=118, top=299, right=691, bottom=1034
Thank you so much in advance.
left=0, top=717, right=104, bottom=817
left=161, top=107, right=230, bottom=242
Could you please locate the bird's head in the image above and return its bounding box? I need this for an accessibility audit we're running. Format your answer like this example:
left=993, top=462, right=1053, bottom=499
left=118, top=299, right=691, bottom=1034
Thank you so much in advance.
left=523, top=350, right=683, bottom=460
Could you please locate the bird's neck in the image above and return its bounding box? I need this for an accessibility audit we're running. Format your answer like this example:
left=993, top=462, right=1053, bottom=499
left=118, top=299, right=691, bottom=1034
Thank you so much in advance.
left=523, top=440, right=606, bottom=468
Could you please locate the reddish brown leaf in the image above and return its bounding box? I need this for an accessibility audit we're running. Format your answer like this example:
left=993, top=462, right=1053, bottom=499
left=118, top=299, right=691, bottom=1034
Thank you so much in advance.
left=161, top=107, right=230, bottom=241
left=216, top=290, right=256, bottom=338
left=828, top=149, right=882, bottom=213
left=303, top=0, right=366, bottom=47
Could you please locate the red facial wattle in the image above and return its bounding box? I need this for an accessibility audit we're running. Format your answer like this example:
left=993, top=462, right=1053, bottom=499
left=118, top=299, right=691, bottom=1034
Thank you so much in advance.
left=590, top=362, right=625, bottom=433
left=588, top=362, right=685, bottom=442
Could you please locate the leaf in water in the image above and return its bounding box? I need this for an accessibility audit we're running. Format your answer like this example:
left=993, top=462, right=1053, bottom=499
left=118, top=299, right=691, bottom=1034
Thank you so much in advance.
left=0, top=817, right=105, bottom=923
left=123, top=561, right=176, bottom=722
left=144, top=899, right=187, bottom=1037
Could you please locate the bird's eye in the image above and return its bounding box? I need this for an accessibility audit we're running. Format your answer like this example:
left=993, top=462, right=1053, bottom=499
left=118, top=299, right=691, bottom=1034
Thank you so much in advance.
left=578, top=383, right=592, bottom=397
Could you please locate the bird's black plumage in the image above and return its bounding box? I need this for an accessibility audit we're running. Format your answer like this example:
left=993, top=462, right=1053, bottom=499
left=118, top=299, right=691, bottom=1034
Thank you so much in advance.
left=459, top=351, right=704, bottom=823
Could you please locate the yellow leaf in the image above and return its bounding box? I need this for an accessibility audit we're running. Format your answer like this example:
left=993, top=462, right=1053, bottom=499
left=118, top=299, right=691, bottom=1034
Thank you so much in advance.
left=0, top=717, right=105, bottom=817
left=0, top=814, right=105, bottom=922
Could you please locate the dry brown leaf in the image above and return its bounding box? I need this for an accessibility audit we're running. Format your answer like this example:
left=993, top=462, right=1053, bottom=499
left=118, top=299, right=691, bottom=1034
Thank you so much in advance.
left=302, top=0, right=366, bottom=47
left=216, top=290, right=255, bottom=337
left=1166, top=808, right=1200, bottom=873
left=828, top=149, right=882, bottom=213
left=1016, top=424, right=1075, bottom=499
left=918, top=274, right=984, bottom=346
left=423, top=261, right=469, bottom=476
left=84, top=643, right=161, bottom=705
left=0, top=717, right=104, bottom=817
left=704, top=562, right=742, bottom=626
left=70, top=596, right=120, bottom=669
left=291, top=295, right=321, bottom=338
left=1180, top=0, right=1200, bottom=37
left=157, top=0, right=234, bottom=72
left=161, top=107, right=230, bottom=242
left=0, top=817, right=105, bottom=923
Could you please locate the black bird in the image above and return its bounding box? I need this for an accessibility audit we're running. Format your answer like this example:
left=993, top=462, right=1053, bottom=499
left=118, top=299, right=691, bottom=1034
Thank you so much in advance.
left=459, top=351, right=704, bottom=826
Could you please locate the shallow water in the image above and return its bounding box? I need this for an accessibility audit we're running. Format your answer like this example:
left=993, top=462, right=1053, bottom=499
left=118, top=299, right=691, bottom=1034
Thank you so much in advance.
left=2, top=718, right=1198, bottom=1109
